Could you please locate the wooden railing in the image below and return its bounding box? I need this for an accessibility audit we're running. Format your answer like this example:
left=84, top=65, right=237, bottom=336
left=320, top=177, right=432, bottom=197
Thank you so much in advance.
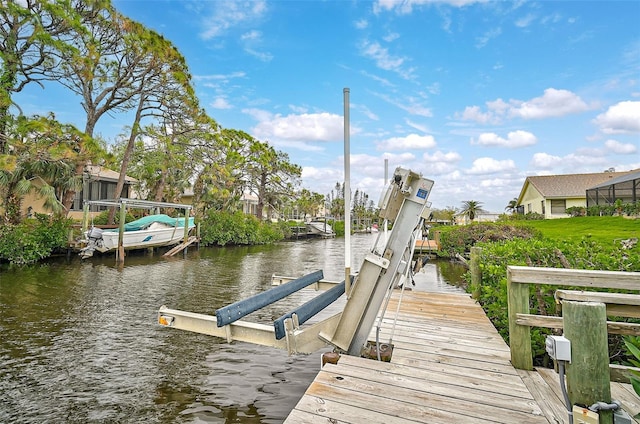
left=507, top=266, right=640, bottom=422
left=507, top=265, right=640, bottom=372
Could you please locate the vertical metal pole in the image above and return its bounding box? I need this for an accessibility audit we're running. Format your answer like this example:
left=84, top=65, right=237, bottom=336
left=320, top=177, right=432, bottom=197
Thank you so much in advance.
left=343, top=88, right=351, bottom=296
left=117, top=204, right=126, bottom=263
left=384, top=159, right=388, bottom=242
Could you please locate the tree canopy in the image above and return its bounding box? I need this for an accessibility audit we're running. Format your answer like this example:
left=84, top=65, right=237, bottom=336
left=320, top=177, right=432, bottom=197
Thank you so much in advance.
left=0, top=0, right=373, bottom=227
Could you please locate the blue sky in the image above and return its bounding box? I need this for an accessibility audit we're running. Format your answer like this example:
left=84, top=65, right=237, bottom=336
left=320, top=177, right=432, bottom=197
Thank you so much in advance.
left=16, top=0, right=640, bottom=212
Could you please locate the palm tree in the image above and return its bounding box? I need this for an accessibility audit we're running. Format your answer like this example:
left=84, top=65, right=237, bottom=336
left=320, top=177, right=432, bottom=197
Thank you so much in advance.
left=459, top=200, right=485, bottom=222
left=505, top=198, right=518, bottom=214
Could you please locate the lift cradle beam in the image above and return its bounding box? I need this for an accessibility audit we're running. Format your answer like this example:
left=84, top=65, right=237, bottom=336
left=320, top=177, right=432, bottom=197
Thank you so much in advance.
left=157, top=167, right=434, bottom=358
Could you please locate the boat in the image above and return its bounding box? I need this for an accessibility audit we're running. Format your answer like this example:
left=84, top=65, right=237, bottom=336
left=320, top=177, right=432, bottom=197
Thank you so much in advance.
left=306, top=218, right=335, bottom=237
left=80, top=214, right=196, bottom=258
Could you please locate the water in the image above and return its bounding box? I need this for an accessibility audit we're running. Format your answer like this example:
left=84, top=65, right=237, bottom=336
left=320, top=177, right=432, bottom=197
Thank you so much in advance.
left=0, top=233, right=465, bottom=423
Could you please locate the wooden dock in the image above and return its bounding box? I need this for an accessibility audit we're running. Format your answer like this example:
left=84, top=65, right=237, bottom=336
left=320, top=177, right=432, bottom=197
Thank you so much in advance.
left=284, top=290, right=639, bottom=423
left=414, top=239, right=439, bottom=254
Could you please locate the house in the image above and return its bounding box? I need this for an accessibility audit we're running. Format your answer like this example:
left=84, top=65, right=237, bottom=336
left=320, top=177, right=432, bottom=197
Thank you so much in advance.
left=21, top=165, right=136, bottom=220
left=516, top=169, right=637, bottom=219
left=586, top=170, right=640, bottom=207
left=454, top=212, right=501, bottom=225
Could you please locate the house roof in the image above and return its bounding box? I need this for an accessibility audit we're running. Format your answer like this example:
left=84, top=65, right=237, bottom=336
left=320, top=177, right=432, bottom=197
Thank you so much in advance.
left=87, top=165, right=136, bottom=183
left=588, top=170, right=640, bottom=189
left=518, top=169, right=636, bottom=201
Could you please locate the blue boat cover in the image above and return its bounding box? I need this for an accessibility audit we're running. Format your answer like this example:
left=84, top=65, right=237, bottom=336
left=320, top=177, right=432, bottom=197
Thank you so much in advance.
left=122, top=214, right=195, bottom=232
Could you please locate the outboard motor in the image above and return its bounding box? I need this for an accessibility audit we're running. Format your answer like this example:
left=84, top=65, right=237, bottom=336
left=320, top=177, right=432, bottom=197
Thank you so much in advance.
left=79, top=227, right=104, bottom=259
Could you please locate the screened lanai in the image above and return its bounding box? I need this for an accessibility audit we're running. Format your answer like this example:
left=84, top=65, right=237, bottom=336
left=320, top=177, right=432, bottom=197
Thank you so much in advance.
left=586, top=170, right=640, bottom=207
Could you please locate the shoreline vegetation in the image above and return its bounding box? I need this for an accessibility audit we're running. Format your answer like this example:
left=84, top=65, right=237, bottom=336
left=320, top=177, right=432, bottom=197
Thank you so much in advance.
left=436, top=215, right=639, bottom=375
left=1, top=213, right=638, bottom=383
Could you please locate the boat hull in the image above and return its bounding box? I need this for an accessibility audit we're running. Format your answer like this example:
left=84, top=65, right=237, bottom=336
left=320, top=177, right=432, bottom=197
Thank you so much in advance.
left=96, top=225, right=192, bottom=252
left=306, top=221, right=335, bottom=237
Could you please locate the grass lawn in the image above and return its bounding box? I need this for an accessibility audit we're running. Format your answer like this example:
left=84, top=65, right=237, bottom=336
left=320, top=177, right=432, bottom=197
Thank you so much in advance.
left=520, top=216, right=639, bottom=246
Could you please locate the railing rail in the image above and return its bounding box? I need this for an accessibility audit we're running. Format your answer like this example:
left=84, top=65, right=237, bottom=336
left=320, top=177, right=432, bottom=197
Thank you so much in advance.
left=507, top=265, right=640, bottom=371
left=507, top=266, right=640, bottom=423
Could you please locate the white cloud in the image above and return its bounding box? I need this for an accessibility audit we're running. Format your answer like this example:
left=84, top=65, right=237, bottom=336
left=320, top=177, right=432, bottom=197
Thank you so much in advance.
left=457, top=88, right=592, bottom=124
left=250, top=111, right=344, bottom=142
left=240, top=30, right=273, bottom=61
left=380, top=151, right=417, bottom=162
left=467, top=157, right=516, bottom=175
left=383, top=32, right=400, bottom=42
left=360, top=70, right=395, bottom=87
left=359, top=40, right=406, bottom=72
left=211, top=97, right=232, bottom=109
left=241, top=30, right=261, bottom=41
left=200, top=1, right=267, bottom=39
left=530, top=152, right=562, bottom=168
left=244, top=48, right=273, bottom=61
left=593, top=101, right=640, bottom=134
left=472, top=130, right=537, bottom=148
left=193, top=71, right=246, bottom=82
left=376, top=133, right=436, bottom=150
left=374, top=0, right=485, bottom=15
left=422, top=151, right=462, bottom=175
left=509, top=88, right=590, bottom=119
left=530, top=151, right=608, bottom=171
left=405, top=119, right=430, bottom=133
left=515, top=14, right=536, bottom=28
left=371, top=91, right=433, bottom=117
left=475, top=27, right=502, bottom=48
left=354, top=103, right=379, bottom=121
left=423, top=150, right=462, bottom=163
left=458, top=105, right=496, bottom=124
left=354, top=19, right=368, bottom=29
left=604, top=139, right=638, bottom=154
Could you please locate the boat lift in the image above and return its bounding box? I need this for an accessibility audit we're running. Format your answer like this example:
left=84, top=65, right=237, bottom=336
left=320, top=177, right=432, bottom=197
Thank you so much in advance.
left=158, top=167, right=434, bottom=358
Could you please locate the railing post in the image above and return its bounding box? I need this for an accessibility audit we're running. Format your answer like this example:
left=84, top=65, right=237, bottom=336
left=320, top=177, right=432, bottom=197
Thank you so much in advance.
left=564, top=300, right=612, bottom=424
left=507, top=266, right=533, bottom=370
left=469, top=247, right=482, bottom=300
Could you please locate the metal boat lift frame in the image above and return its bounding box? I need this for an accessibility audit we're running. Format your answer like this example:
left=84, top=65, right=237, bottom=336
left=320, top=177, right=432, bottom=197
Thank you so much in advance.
left=157, top=167, right=434, bottom=357
left=81, top=198, right=193, bottom=262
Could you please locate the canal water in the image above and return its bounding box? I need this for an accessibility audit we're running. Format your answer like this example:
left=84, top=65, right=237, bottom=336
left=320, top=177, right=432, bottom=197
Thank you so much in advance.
left=0, top=233, right=466, bottom=424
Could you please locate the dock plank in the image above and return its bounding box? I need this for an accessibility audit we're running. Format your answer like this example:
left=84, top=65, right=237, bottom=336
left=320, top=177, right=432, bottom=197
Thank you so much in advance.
left=284, top=290, right=550, bottom=423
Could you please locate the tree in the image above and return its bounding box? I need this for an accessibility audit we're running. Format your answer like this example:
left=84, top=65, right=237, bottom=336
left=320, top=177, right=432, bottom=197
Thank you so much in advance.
left=190, top=128, right=249, bottom=218
left=106, top=19, right=196, bottom=223
left=295, top=188, right=325, bottom=220
left=432, top=206, right=457, bottom=224
left=505, top=198, right=518, bottom=214
left=459, top=200, right=485, bottom=222
left=246, top=138, right=301, bottom=220
left=0, top=114, right=93, bottom=223
left=328, top=182, right=344, bottom=219
left=0, top=0, right=91, bottom=154
left=48, top=2, right=145, bottom=211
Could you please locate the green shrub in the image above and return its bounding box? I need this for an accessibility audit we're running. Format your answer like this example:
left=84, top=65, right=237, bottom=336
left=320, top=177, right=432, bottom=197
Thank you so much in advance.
left=469, top=237, right=640, bottom=365
left=623, top=336, right=640, bottom=399
left=199, top=210, right=284, bottom=246
left=438, top=222, right=540, bottom=256
left=331, top=220, right=345, bottom=236
left=90, top=210, right=137, bottom=225
left=0, top=214, right=73, bottom=265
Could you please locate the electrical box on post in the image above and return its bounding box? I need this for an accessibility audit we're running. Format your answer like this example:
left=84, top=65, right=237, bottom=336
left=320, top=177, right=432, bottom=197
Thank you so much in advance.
left=545, top=335, right=571, bottom=362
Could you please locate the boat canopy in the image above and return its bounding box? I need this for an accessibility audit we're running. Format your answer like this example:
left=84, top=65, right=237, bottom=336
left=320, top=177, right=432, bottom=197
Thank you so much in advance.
left=121, top=214, right=195, bottom=231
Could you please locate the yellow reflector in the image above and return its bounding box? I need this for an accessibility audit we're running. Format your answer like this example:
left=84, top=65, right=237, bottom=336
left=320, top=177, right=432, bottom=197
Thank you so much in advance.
left=158, top=315, right=174, bottom=326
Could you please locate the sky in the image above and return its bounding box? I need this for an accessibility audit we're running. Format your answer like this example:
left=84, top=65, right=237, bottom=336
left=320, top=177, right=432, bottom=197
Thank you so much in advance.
left=15, top=0, right=640, bottom=212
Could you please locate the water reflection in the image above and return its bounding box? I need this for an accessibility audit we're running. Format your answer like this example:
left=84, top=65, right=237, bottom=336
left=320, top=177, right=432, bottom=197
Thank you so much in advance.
left=0, top=233, right=465, bottom=423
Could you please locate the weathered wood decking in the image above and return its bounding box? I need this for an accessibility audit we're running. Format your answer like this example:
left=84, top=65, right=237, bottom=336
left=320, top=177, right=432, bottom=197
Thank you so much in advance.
left=284, top=290, right=639, bottom=423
